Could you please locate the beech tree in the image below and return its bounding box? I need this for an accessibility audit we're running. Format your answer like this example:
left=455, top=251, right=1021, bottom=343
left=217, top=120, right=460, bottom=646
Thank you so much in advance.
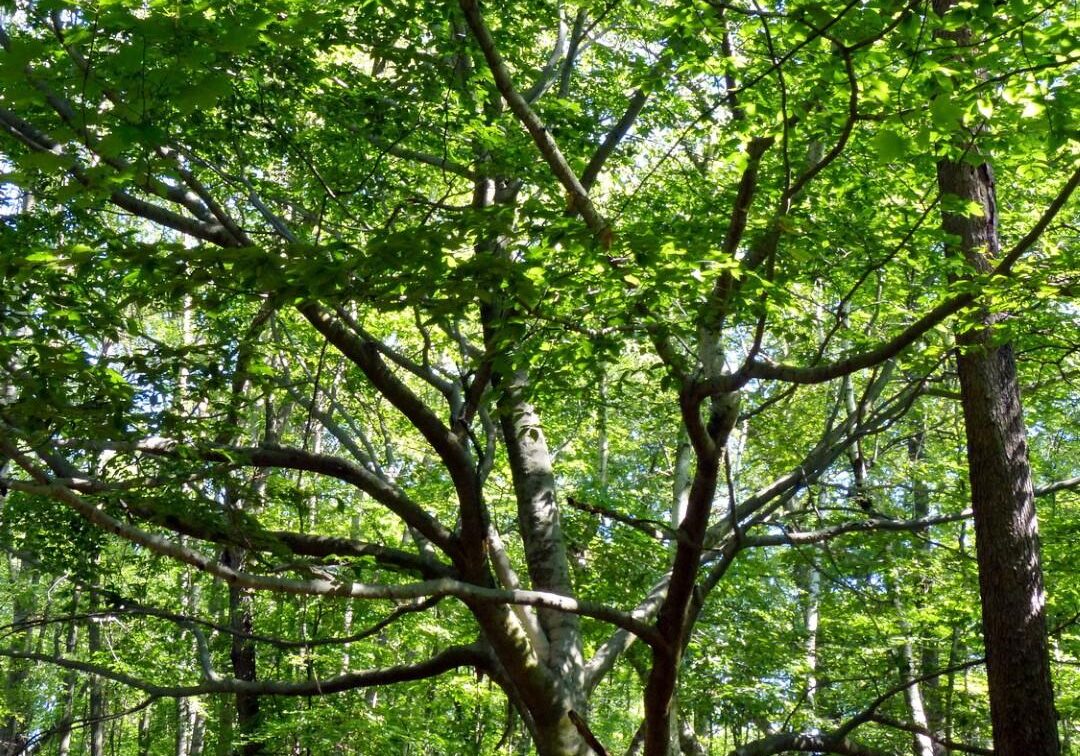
left=1, top=0, right=1078, bottom=755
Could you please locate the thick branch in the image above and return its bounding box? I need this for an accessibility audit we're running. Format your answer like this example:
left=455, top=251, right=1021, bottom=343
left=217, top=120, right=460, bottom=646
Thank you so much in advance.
left=727, top=732, right=889, bottom=756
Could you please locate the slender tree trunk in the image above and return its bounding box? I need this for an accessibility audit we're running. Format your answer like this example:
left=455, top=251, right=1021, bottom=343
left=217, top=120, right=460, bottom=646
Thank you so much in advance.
left=190, top=705, right=206, bottom=756
left=215, top=695, right=234, bottom=756
left=137, top=705, right=153, bottom=756
left=177, top=565, right=207, bottom=756
left=897, top=633, right=935, bottom=756
left=342, top=513, right=360, bottom=671
left=933, top=3, right=1059, bottom=746
left=909, top=431, right=947, bottom=755
left=0, top=556, right=31, bottom=756
left=177, top=699, right=193, bottom=756
left=803, top=559, right=820, bottom=712
left=597, top=373, right=609, bottom=492
left=884, top=532, right=933, bottom=756
left=88, top=572, right=105, bottom=756
left=56, top=592, right=80, bottom=756
left=671, top=435, right=691, bottom=533
left=224, top=547, right=261, bottom=756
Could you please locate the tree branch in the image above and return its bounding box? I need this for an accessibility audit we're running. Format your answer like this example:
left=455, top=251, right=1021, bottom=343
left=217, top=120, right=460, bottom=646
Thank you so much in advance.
left=61, top=436, right=456, bottom=560
left=0, top=644, right=486, bottom=698
left=742, top=511, right=971, bottom=548
left=458, top=0, right=610, bottom=242
left=1, top=439, right=663, bottom=643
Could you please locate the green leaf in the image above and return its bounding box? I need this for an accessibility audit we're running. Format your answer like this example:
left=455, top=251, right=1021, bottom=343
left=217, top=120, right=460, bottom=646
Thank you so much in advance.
left=175, top=71, right=233, bottom=113
left=872, top=129, right=906, bottom=162
left=930, top=94, right=964, bottom=129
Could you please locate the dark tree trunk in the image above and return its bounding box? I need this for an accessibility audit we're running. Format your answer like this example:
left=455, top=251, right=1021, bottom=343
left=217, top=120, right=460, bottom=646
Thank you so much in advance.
left=955, top=337, right=1059, bottom=754
left=224, top=547, right=262, bottom=756
left=935, top=122, right=1059, bottom=755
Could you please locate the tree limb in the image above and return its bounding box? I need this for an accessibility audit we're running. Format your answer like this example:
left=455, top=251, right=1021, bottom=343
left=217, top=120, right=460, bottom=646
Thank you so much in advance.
left=458, top=0, right=610, bottom=242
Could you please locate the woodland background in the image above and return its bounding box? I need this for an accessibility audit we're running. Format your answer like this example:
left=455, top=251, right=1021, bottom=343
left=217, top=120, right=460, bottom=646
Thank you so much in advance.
left=0, top=0, right=1078, bottom=754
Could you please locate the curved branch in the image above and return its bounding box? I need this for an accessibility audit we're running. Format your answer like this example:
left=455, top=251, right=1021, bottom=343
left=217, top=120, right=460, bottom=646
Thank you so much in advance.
left=742, top=511, right=971, bottom=548
left=696, top=163, right=1080, bottom=394
left=0, top=643, right=486, bottom=698
left=692, top=293, right=972, bottom=397
left=0, top=443, right=663, bottom=644
left=868, top=715, right=992, bottom=755
left=60, top=436, right=456, bottom=560
left=995, top=163, right=1080, bottom=275
left=1036, top=475, right=1080, bottom=496
left=728, top=732, right=889, bottom=756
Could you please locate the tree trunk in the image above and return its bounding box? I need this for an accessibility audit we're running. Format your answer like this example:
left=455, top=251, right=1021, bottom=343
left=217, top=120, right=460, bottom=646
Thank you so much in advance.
left=497, top=375, right=589, bottom=755
left=177, top=563, right=207, bottom=756
left=933, top=17, right=1059, bottom=745
left=177, top=699, right=194, bottom=756
left=87, top=566, right=106, bottom=756
left=215, top=695, right=234, bottom=756
left=643, top=390, right=738, bottom=756
left=953, top=330, right=1059, bottom=753
left=137, top=705, right=153, bottom=756
left=190, top=704, right=207, bottom=756
left=225, top=547, right=262, bottom=756
left=475, top=176, right=589, bottom=754
left=803, top=558, right=820, bottom=712
left=908, top=430, right=946, bottom=755
left=56, top=592, right=80, bottom=756
left=897, top=635, right=935, bottom=756
left=0, top=556, right=31, bottom=756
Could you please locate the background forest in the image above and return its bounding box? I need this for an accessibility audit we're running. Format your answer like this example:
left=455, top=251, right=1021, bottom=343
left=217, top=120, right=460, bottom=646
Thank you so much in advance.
left=0, top=0, right=1078, bottom=754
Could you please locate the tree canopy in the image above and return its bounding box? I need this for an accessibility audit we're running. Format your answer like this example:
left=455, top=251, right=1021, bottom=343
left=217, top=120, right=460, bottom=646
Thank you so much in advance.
left=0, top=0, right=1078, bottom=754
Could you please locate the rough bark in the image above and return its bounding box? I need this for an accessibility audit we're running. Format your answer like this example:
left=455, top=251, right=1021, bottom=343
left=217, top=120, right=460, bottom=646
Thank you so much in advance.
left=933, top=5, right=1059, bottom=745
left=952, top=330, right=1059, bottom=753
